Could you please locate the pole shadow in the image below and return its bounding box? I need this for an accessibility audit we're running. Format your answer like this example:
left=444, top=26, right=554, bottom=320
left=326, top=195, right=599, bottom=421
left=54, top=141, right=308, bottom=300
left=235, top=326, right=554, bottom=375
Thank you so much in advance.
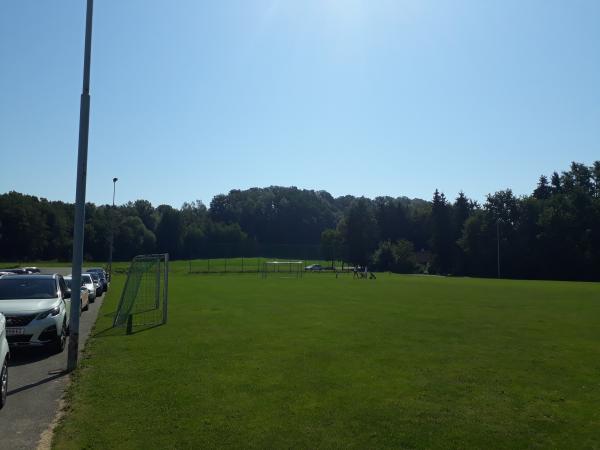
left=8, top=371, right=67, bottom=396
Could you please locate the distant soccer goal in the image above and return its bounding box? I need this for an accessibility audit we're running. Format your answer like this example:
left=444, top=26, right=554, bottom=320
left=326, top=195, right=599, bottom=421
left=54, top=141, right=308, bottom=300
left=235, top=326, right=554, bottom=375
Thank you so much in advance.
left=113, top=253, right=169, bottom=332
left=261, top=260, right=304, bottom=279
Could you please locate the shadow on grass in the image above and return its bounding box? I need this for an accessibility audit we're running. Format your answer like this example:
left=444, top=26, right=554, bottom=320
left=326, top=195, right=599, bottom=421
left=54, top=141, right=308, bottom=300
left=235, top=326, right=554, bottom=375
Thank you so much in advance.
left=127, top=323, right=164, bottom=335
left=92, top=325, right=126, bottom=339
left=93, top=322, right=164, bottom=338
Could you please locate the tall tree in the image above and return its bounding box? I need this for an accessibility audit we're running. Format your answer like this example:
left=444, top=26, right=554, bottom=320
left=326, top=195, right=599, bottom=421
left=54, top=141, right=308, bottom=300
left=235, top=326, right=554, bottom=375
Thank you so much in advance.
left=339, top=197, right=378, bottom=266
left=155, top=206, right=183, bottom=258
left=430, top=190, right=453, bottom=273
left=533, top=175, right=552, bottom=200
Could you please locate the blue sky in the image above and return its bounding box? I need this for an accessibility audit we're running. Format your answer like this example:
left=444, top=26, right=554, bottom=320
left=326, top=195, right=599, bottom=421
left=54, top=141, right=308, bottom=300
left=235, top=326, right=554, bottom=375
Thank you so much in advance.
left=1, top=0, right=599, bottom=207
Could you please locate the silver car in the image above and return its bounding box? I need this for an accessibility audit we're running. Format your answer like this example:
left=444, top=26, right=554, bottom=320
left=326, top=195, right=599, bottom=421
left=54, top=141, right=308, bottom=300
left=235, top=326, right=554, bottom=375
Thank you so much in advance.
left=85, top=272, right=103, bottom=298
left=0, top=274, right=71, bottom=354
left=0, top=313, right=8, bottom=409
left=64, top=277, right=90, bottom=312
left=65, top=274, right=95, bottom=303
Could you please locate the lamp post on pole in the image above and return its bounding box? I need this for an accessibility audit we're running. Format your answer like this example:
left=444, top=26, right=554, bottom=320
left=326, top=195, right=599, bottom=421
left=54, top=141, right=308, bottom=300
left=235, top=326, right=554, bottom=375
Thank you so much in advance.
left=68, top=0, right=94, bottom=373
left=107, top=177, right=118, bottom=281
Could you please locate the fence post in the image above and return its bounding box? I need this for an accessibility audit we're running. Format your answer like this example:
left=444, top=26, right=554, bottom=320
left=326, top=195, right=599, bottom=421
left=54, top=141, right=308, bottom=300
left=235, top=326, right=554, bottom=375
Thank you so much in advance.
left=242, top=256, right=244, bottom=273
left=126, top=314, right=133, bottom=335
left=208, top=258, right=210, bottom=273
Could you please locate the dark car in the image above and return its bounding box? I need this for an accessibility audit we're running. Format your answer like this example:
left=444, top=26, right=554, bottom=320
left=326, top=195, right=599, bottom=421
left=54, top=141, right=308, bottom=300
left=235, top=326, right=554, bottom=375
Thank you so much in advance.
left=0, top=269, right=28, bottom=275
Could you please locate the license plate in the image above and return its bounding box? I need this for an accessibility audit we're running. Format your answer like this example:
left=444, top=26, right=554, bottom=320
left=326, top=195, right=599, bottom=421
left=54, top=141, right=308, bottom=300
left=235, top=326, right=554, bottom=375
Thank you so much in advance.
left=6, top=327, right=25, bottom=336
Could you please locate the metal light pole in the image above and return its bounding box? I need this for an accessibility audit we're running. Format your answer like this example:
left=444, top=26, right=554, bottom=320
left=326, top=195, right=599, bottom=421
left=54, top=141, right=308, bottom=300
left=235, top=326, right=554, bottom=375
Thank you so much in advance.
left=68, top=0, right=94, bottom=372
left=107, top=177, right=118, bottom=281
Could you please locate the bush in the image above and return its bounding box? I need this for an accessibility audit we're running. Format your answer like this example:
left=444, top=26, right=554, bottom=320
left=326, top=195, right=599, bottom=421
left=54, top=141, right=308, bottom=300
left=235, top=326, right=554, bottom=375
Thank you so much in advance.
left=371, top=240, right=418, bottom=273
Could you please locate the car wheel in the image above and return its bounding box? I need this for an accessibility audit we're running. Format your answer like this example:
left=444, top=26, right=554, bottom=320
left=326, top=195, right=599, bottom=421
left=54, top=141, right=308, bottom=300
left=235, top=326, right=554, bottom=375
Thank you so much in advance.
left=53, top=320, right=67, bottom=354
left=0, top=357, right=7, bottom=409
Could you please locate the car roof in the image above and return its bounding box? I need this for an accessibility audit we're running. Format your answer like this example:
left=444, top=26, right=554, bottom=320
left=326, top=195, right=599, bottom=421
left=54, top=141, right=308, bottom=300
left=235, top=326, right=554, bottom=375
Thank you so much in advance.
left=0, top=274, right=58, bottom=280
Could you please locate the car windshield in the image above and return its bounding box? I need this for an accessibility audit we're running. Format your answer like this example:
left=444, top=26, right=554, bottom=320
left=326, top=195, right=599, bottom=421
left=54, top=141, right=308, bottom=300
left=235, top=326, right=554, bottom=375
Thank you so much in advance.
left=82, top=274, right=92, bottom=283
left=0, top=278, right=57, bottom=300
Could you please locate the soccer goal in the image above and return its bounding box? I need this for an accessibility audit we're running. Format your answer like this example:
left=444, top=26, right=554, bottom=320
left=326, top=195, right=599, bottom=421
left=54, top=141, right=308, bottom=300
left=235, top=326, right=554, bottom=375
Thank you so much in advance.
left=113, top=253, right=169, bottom=332
left=261, top=260, right=304, bottom=279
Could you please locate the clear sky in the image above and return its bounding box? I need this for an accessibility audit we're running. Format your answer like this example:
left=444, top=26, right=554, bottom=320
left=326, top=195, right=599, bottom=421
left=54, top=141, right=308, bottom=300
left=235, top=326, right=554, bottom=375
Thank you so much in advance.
left=1, top=0, right=599, bottom=208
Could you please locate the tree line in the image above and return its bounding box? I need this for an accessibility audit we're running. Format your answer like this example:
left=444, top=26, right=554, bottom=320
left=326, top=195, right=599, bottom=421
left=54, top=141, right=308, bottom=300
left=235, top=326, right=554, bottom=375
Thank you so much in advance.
left=1, top=161, right=599, bottom=281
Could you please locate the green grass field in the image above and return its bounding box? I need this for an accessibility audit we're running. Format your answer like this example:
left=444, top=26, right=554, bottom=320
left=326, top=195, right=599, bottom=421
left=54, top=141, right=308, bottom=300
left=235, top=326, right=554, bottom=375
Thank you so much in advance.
left=53, top=266, right=600, bottom=449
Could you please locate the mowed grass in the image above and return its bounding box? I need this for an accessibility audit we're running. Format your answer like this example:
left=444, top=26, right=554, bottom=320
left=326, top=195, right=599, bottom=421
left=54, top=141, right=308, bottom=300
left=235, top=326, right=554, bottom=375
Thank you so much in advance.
left=53, top=269, right=600, bottom=449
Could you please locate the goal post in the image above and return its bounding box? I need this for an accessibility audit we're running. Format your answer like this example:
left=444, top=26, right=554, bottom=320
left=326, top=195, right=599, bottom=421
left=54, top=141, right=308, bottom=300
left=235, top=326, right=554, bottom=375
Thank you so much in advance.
left=261, top=260, right=304, bottom=279
left=113, top=253, right=169, bottom=331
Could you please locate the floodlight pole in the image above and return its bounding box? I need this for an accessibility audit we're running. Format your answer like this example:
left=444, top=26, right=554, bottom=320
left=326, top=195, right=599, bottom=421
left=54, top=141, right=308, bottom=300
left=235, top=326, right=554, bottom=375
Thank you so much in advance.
left=107, top=177, right=118, bottom=281
left=68, top=0, right=94, bottom=373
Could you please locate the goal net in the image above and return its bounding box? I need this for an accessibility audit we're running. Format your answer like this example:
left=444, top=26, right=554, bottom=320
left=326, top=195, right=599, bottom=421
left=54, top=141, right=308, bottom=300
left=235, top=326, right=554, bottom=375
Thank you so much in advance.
left=113, top=253, right=169, bottom=332
left=261, top=260, right=304, bottom=278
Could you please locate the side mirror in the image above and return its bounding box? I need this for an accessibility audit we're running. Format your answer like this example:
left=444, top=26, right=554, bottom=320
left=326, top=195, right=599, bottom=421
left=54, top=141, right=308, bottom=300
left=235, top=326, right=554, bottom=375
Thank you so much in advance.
left=64, top=289, right=71, bottom=299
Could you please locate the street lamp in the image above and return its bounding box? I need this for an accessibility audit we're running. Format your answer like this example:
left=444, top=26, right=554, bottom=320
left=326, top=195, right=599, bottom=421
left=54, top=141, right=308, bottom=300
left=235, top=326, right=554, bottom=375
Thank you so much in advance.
left=112, top=177, right=118, bottom=204
left=108, top=177, right=118, bottom=281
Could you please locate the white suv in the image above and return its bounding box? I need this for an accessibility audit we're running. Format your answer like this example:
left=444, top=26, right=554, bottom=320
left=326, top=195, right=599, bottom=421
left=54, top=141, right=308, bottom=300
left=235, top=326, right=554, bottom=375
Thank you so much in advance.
left=0, top=274, right=71, bottom=354
left=0, top=313, right=8, bottom=409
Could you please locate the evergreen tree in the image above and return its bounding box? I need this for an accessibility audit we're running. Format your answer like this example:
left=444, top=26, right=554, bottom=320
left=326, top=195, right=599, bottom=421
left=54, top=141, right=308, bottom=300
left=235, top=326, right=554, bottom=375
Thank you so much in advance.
left=533, top=175, right=552, bottom=200
left=430, top=190, right=453, bottom=274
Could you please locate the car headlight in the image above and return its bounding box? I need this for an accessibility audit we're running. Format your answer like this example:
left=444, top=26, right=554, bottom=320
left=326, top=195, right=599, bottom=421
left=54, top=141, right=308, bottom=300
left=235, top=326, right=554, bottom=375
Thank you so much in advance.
left=37, top=306, right=61, bottom=320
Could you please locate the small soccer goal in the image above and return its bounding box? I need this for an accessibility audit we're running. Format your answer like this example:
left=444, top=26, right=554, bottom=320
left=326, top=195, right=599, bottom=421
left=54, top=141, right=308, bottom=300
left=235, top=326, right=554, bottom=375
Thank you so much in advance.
left=113, top=253, right=169, bottom=332
left=261, top=260, right=304, bottom=279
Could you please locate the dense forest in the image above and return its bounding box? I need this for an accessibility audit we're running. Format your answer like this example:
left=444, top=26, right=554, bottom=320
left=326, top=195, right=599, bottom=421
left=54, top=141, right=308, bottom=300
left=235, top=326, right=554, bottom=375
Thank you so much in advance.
left=1, top=161, right=599, bottom=281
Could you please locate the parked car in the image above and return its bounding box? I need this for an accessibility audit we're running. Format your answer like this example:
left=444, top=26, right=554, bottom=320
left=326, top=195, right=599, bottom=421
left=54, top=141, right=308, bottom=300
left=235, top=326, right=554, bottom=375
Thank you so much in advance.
left=63, top=276, right=90, bottom=312
left=0, top=313, right=8, bottom=409
left=1, top=269, right=28, bottom=275
left=68, top=273, right=96, bottom=303
left=85, top=272, right=103, bottom=298
left=22, top=267, right=41, bottom=274
left=86, top=268, right=108, bottom=292
left=304, top=264, right=323, bottom=271
left=0, top=274, right=71, bottom=353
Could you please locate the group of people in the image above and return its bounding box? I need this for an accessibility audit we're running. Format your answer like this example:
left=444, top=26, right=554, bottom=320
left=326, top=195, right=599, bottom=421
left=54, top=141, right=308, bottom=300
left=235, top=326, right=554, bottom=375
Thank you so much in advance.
left=352, top=265, right=376, bottom=279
